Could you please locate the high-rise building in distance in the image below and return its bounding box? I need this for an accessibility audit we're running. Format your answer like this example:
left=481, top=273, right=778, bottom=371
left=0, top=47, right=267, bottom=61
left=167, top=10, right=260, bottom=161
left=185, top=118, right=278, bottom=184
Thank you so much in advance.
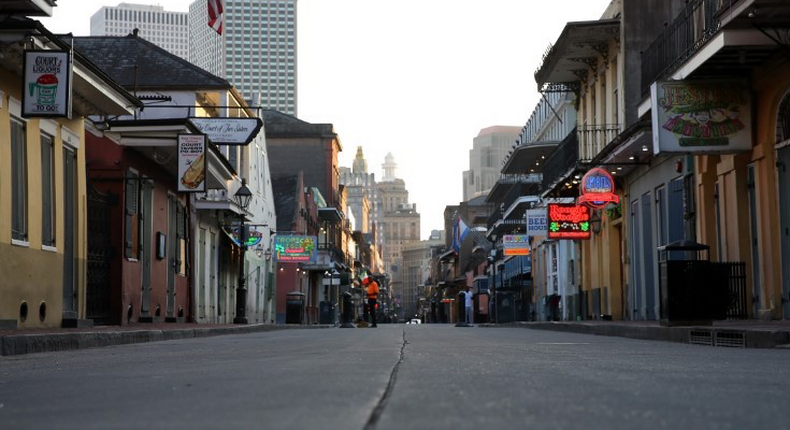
left=90, top=3, right=189, bottom=60
left=188, top=0, right=297, bottom=115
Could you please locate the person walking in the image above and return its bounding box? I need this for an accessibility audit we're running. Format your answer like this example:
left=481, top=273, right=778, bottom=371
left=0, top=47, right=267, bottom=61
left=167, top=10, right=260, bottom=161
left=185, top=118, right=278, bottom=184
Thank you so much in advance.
left=464, top=286, right=474, bottom=325
left=363, top=277, right=379, bottom=327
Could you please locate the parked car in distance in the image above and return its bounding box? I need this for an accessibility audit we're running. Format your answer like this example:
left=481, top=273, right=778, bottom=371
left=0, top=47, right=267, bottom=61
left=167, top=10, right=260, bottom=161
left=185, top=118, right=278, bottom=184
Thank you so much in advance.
left=407, top=319, right=422, bottom=324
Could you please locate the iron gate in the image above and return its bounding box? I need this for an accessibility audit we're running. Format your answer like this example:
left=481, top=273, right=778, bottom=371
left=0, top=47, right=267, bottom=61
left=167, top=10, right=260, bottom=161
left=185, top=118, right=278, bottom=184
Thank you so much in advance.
left=86, top=185, right=114, bottom=324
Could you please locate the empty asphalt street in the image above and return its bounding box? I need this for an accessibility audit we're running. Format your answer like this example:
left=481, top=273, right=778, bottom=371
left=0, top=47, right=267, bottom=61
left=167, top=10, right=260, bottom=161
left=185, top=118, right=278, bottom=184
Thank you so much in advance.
left=1, top=325, right=788, bottom=429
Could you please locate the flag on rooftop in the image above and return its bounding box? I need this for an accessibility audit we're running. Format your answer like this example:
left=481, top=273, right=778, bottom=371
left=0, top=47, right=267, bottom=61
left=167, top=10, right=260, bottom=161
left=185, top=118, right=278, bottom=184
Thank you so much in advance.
left=207, top=0, right=224, bottom=35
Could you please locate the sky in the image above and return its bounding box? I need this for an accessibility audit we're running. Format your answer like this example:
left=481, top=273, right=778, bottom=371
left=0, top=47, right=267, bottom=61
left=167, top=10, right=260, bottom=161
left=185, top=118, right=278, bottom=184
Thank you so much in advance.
left=40, top=0, right=612, bottom=239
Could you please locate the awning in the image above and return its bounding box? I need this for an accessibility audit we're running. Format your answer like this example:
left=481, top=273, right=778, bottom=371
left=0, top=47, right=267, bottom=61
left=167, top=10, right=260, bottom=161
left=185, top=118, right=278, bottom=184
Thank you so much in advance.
left=318, top=207, right=344, bottom=222
left=534, top=19, right=620, bottom=90
left=106, top=118, right=235, bottom=191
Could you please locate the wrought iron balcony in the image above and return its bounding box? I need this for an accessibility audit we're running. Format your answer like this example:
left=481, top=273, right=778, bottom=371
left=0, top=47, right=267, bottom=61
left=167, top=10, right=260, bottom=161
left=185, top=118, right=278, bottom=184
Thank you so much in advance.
left=578, top=124, right=622, bottom=162
left=641, top=0, right=733, bottom=96
left=541, top=129, right=578, bottom=192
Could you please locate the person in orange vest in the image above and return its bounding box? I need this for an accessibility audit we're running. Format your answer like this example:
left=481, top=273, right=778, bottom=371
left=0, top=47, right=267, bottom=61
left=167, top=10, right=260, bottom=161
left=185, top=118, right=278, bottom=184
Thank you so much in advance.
left=363, top=277, right=379, bottom=327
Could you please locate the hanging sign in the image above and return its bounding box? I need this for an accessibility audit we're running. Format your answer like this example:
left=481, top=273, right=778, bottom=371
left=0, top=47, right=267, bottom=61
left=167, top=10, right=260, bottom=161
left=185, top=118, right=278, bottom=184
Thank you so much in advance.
left=503, top=235, right=530, bottom=256
left=274, top=235, right=317, bottom=263
left=547, top=203, right=591, bottom=240
left=222, top=225, right=264, bottom=247
left=577, top=168, right=619, bottom=209
left=177, top=134, right=206, bottom=192
left=526, top=209, right=548, bottom=236
left=651, top=80, right=752, bottom=154
left=23, top=50, right=71, bottom=118
left=189, top=117, right=263, bottom=145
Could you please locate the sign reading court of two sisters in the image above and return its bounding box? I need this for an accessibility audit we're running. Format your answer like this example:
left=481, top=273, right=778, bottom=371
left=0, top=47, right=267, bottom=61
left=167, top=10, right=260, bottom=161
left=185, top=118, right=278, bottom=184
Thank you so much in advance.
left=23, top=50, right=71, bottom=118
left=177, top=134, right=206, bottom=193
left=651, top=80, right=752, bottom=154
left=189, top=117, right=263, bottom=146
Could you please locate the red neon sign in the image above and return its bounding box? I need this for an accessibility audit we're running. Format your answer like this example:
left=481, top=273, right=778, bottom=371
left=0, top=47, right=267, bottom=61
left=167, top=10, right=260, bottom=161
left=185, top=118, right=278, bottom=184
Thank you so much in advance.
left=547, top=203, right=591, bottom=240
left=577, top=168, right=620, bottom=209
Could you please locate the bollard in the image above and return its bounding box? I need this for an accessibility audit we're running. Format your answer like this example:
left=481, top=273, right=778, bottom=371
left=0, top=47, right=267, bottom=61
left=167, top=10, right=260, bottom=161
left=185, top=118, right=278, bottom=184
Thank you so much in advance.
left=340, top=291, right=355, bottom=328
left=455, top=292, right=468, bottom=327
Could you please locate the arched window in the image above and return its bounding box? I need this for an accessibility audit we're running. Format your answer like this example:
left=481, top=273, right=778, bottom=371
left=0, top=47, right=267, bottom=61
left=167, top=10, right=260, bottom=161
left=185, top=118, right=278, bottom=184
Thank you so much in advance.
left=776, top=89, right=790, bottom=145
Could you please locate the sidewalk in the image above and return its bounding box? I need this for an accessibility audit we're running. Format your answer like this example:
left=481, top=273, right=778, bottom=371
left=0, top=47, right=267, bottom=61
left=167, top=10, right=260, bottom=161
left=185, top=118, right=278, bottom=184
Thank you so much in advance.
left=482, top=320, right=790, bottom=349
left=0, top=323, right=332, bottom=357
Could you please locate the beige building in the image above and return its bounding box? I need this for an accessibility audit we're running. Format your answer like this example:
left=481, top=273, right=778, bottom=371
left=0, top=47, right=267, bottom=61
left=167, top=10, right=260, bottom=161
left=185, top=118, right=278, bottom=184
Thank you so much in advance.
left=0, top=11, right=139, bottom=329
left=463, top=126, right=521, bottom=201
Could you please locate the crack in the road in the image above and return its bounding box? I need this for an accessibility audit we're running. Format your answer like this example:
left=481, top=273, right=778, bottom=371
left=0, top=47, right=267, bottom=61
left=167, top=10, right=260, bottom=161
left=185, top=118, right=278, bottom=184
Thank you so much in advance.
left=363, top=327, right=408, bottom=430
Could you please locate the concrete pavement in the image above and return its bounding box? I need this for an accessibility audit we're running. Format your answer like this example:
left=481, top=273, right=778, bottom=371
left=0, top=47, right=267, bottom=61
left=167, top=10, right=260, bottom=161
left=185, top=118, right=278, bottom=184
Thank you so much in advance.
left=2, top=325, right=788, bottom=429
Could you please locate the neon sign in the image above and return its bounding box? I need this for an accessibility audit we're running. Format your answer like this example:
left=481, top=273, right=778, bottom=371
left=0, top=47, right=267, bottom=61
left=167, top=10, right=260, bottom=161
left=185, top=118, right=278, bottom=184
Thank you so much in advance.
left=547, top=204, right=591, bottom=240
left=577, top=168, right=620, bottom=209
left=274, top=235, right=317, bottom=262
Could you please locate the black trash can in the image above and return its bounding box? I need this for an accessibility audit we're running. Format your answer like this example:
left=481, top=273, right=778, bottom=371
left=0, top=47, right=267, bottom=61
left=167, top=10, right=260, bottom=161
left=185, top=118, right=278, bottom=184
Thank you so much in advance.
left=658, top=241, right=727, bottom=327
left=285, top=291, right=305, bottom=324
left=319, top=301, right=335, bottom=324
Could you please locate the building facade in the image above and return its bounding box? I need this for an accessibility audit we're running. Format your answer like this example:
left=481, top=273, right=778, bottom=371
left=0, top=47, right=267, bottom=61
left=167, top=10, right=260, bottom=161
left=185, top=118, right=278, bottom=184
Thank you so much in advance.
left=0, top=15, right=139, bottom=329
left=188, top=0, right=297, bottom=114
left=463, top=126, right=521, bottom=201
left=89, top=3, right=189, bottom=60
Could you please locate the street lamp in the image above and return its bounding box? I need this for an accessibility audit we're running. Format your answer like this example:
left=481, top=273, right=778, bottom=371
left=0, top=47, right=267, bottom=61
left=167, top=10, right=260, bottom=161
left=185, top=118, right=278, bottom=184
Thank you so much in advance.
left=233, top=178, right=253, bottom=324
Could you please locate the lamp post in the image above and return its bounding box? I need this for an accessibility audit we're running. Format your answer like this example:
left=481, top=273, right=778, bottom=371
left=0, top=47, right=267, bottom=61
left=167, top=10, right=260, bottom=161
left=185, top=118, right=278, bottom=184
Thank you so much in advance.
left=233, top=179, right=253, bottom=324
left=489, top=249, right=498, bottom=324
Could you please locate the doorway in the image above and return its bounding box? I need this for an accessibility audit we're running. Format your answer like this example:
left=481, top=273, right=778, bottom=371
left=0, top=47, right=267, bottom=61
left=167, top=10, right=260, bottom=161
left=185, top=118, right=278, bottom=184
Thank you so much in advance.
left=778, top=146, right=790, bottom=319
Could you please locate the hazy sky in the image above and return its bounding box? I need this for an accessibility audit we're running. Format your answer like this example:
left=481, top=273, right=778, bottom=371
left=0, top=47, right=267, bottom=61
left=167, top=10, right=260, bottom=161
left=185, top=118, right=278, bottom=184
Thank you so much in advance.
left=41, top=0, right=611, bottom=239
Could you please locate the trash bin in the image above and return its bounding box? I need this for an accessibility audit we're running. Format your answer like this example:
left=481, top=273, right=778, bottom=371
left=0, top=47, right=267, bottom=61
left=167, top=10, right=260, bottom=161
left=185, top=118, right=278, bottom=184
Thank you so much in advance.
left=658, top=240, right=727, bottom=327
left=285, top=291, right=305, bottom=324
left=319, top=301, right=335, bottom=324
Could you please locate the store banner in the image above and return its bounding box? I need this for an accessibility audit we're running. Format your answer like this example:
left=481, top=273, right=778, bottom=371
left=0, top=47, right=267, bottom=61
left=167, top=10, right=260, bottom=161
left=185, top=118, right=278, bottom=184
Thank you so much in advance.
left=177, top=134, right=207, bottom=192
left=651, top=80, right=752, bottom=154
left=23, top=50, right=71, bottom=118
left=503, top=234, right=530, bottom=256
left=526, top=209, right=548, bottom=236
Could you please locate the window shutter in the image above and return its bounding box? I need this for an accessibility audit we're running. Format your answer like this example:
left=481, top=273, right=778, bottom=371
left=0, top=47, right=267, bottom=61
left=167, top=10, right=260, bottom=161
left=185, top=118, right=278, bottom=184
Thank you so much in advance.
left=125, top=170, right=139, bottom=258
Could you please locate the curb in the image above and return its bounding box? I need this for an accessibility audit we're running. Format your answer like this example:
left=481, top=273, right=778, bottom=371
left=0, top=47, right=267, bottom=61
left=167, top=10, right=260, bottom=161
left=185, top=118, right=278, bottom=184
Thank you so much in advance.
left=479, top=322, right=790, bottom=349
left=0, top=324, right=333, bottom=357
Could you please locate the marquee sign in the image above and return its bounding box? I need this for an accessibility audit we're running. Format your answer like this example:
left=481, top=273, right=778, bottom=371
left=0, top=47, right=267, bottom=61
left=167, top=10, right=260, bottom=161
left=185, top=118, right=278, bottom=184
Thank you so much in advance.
left=23, top=50, right=71, bottom=118
left=189, top=117, right=263, bottom=146
left=547, top=204, right=591, bottom=240
left=650, top=80, right=752, bottom=154
left=577, top=168, right=619, bottom=209
left=274, top=235, right=317, bottom=263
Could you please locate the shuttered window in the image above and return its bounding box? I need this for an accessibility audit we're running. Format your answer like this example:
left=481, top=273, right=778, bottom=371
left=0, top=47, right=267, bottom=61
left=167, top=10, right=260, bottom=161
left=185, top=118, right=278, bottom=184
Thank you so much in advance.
left=41, top=133, right=55, bottom=247
left=11, top=118, right=27, bottom=241
left=125, top=169, right=139, bottom=258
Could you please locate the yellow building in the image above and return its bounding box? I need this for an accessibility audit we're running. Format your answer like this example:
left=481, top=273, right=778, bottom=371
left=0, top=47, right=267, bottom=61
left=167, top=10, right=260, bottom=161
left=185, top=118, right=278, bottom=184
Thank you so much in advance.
left=0, top=19, right=139, bottom=328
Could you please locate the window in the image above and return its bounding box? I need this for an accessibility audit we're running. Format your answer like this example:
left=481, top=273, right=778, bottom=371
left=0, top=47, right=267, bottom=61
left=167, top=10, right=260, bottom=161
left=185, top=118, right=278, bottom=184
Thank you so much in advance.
left=41, top=133, right=55, bottom=247
left=11, top=118, right=27, bottom=241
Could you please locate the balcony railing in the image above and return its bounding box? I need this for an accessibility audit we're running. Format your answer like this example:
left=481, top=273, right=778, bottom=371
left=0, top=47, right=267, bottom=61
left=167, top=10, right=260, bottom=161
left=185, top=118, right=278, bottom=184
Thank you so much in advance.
left=496, top=173, right=542, bottom=185
left=578, top=124, right=622, bottom=162
left=641, top=0, right=733, bottom=96
left=541, top=128, right=578, bottom=192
